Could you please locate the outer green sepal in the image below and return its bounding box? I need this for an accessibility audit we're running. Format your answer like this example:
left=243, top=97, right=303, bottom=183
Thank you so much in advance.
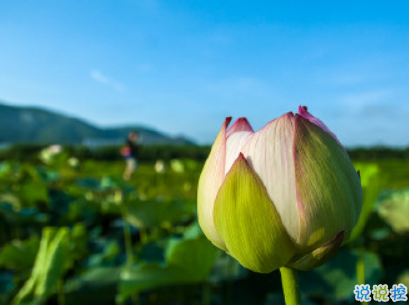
left=287, top=231, right=344, bottom=271
left=293, top=115, right=362, bottom=249
left=213, top=153, right=296, bottom=273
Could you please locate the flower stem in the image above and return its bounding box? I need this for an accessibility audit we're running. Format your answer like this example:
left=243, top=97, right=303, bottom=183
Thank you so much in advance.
left=357, top=252, right=365, bottom=284
left=280, top=267, right=302, bottom=305
left=122, top=211, right=134, bottom=265
left=57, top=279, right=65, bottom=305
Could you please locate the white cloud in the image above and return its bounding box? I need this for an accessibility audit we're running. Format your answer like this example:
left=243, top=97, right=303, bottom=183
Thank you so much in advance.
left=205, top=76, right=271, bottom=98
left=90, top=70, right=109, bottom=84
left=90, top=70, right=125, bottom=92
left=338, top=90, right=393, bottom=114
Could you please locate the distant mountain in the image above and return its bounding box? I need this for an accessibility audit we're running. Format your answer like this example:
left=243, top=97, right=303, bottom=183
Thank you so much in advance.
left=0, top=102, right=195, bottom=146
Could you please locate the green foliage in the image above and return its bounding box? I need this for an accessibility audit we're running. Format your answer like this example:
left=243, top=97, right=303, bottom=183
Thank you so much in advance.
left=350, top=162, right=382, bottom=241
left=12, top=227, right=71, bottom=305
left=18, top=181, right=49, bottom=207
left=10, top=225, right=88, bottom=305
left=125, top=198, right=192, bottom=229
left=0, top=144, right=211, bottom=162
left=0, top=145, right=408, bottom=305
left=376, top=188, right=409, bottom=234
left=165, top=236, right=219, bottom=281
left=348, top=146, right=409, bottom=160
left=118, top=236, right=219, bottom=303
left=0, top=236, right=39, bottom=271
left=299, top=249, right=383, bottom=302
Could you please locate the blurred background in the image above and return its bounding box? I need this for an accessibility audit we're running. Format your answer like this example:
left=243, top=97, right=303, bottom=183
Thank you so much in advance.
left=1, top=1, right=409, bottom=304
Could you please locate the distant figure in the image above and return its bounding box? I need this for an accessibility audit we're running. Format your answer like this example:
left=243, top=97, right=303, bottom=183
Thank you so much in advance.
left=122, top=132, right=139, bottom=181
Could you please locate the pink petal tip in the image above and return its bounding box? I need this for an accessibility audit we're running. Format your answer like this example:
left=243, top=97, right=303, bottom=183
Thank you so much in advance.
left=227, top=117, right=254, bottom=138
left=297, top=106, right=343, bottom=148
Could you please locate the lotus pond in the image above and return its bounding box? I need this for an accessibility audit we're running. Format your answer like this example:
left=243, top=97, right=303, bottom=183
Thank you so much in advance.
left=0, top=147, right=408, bottom=305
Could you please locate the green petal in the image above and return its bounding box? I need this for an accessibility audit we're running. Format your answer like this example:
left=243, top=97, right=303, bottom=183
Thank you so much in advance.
left=213, top=154, right=296, bottom=273
left=294, top=115, right=362, bottom=249
left=287, top=231, right=344, bottom=271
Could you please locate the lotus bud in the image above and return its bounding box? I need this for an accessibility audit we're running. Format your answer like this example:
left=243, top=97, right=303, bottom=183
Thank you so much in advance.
left=198, top=106, right=362, bottom=273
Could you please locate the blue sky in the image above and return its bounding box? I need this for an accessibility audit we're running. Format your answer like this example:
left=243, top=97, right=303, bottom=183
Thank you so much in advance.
left=1, top=1, right=409, bottom=146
